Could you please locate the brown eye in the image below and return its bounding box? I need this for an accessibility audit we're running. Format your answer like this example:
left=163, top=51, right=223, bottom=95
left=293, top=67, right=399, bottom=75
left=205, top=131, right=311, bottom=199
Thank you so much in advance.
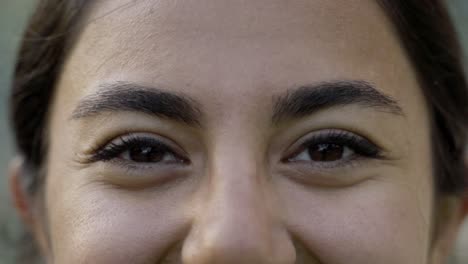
left=308, top=143, right=346, bottom=162
left=285, top=130, right=380, bottom=164
left=289, top=142, right=353, bottom=163
left=285, top=130, right=382, bottom=167
left=92, top=134, right=187, bottom=165
left=118, top=140, right=182, bottom=164
left=125, top=145, right=168, bottom=163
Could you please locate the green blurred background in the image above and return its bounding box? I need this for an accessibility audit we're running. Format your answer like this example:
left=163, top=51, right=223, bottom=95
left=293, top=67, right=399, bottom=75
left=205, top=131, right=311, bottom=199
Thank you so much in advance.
left=0, top=1, right=467, bottom=263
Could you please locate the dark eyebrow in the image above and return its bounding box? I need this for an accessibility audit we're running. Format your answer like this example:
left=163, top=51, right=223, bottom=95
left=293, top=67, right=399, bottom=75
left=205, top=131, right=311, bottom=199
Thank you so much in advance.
left=71, top=82, right=202, bottom=126
left=272, top=80, right=404, bottom=123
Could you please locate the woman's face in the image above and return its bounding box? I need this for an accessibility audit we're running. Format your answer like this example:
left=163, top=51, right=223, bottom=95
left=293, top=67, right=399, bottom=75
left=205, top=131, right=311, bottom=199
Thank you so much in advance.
left=35, top=0, right=439, bottom=263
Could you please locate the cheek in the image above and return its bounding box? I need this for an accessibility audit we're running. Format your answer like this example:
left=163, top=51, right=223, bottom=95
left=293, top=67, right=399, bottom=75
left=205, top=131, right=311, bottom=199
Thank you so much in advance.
left=45, top=173, right=191, bottom=263
left=280, top=176, right=433, bottom=264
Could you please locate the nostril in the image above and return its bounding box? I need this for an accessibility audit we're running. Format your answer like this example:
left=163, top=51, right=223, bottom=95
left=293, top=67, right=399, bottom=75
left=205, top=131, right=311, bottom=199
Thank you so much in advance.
left=181, top=215, right=296, bottom=264
left=181, top=222, right=266, bottom=264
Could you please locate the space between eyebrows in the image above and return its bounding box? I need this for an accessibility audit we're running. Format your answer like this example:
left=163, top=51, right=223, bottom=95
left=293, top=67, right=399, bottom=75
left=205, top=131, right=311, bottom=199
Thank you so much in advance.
left=271, top=80, right=405, bottom=124
left=70, top=81, right=203, bottom=126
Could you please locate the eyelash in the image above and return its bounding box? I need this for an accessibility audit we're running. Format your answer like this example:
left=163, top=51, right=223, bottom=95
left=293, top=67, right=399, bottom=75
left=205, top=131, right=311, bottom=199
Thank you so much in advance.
left=283, top=130, right=383, bottom=165
left=89, top=135, right=188, bottom=165
left=89, top=130, right=382, bottom=171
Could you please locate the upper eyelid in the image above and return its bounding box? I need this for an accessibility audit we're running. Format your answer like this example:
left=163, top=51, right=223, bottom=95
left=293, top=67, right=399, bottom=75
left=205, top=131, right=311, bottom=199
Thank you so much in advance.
left=301, top=130, right=386, bottom=152
left=87, top=134, right=187, bottom=162
left=282, top=129, right=383, bottom=160
left=287, top=129, right=361, bottom=149
left=117, top=134, right=183, bottom=151
left=300, top=133, right=377, bottom=150
left=80, top=128, right=187, bottom=155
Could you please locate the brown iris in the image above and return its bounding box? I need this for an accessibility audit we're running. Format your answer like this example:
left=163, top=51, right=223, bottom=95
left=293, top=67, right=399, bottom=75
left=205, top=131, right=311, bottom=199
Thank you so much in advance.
left=308, top=143, right=344, bottom=162
left=127, top=146, right=166, bottom=163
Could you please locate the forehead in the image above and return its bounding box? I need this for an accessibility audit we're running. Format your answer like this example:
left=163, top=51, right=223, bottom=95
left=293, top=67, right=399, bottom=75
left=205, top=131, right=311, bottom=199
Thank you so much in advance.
left=58, top=0, right=421, bottom=116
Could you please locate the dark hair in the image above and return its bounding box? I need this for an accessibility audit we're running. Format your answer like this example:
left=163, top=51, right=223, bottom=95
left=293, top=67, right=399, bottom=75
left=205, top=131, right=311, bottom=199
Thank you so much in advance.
left=377, top=1, right=468, bottom=194
left=9, top=0, right=468, bottom=262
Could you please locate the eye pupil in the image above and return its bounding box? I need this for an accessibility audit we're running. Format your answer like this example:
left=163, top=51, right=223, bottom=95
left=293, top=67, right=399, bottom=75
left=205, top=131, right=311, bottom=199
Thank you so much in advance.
left=309, top=143, right=344, bottom=162
left=128, top=146, right=165, bottom=163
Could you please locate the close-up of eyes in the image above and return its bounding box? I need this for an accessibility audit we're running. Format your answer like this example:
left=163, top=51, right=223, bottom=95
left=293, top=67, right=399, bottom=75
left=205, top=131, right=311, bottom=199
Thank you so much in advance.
left=88, top=129, right=384, bottom=171
left=89, top=134, right=189, bottom=166
left=284, top=130, right=384, bottom=168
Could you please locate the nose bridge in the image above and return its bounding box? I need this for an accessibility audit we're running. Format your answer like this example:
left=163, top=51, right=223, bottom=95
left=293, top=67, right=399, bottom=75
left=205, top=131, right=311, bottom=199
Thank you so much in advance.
left=181, top=140, right=295, bottom=264
left=208, top=145, right=270, bottom=240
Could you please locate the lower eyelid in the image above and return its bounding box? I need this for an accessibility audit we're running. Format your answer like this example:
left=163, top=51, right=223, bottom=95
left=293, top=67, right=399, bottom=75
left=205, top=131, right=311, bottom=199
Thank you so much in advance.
left=283, top=157, right=377, bottom=177
left=287, top=153, right=358, bottom=166
left=89, top=162, right=193, bottom=188
left=104, top=156, right=190, bottom=171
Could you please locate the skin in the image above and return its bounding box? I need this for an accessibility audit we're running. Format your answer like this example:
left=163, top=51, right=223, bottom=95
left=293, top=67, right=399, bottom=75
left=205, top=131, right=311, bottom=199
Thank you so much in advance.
left=8, top=0, right=468, bottom=263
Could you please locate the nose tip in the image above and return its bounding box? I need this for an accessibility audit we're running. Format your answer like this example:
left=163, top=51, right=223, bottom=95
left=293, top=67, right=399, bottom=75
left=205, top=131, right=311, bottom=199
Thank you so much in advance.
left=181, top=206, right=296, bottom=264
